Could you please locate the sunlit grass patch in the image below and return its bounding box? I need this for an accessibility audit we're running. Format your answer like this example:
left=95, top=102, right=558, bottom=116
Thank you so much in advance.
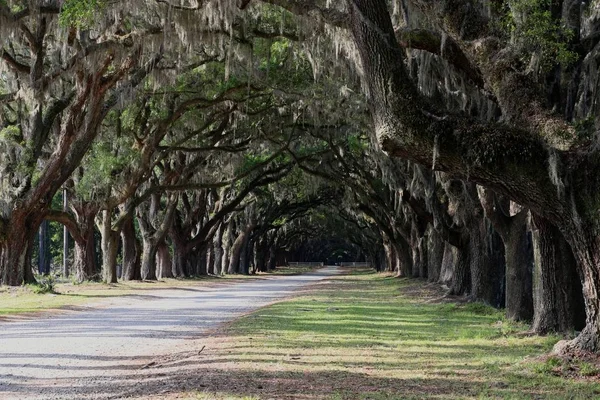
left=185, top=268, right=600, bottom=399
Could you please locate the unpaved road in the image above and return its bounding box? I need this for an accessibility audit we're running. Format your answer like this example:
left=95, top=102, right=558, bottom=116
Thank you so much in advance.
left=0, top=266, right=340, bottom=399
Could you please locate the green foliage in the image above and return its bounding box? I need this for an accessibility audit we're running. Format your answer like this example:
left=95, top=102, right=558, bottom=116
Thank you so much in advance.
left=499, top=0, right=578, bottom=71
left=59, top=0, right=106, bottom=28
left=75, top=135, right=139, bottom=200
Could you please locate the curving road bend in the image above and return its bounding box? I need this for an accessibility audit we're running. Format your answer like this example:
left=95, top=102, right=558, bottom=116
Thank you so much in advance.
left=0, top=266, right=340, bottom=399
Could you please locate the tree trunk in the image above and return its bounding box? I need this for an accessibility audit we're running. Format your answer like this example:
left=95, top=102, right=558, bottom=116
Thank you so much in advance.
left=427, top=228, right=444, bottom=282
left=532, top=215, right=585, bottom=335
left=196, top=249, right=208, bottom=276
left=38, top=220, right=51, bottom=275
left=557, top=230, right=600, bottom=352
left=206, top=243, right=214, bottom=275
left=0, top=213, right=38, bottom=285
left=448, top=240, right=471, bottom=296
left=480, top=190, right=532, bottom=319
left=439, top=243, right=455, bottom=285
left=171, top=236, right=188, bottom=278
left=73, top=212, right=98, bottom=283
left=228, top=224, right=255, bottom=274
left=212, top=223, right=225, bottom=275
left=121, top=216, right=141, bottom=281
left=99, top=210, right=119, bottom=284
left=140, top=236, right=158, bottom=281
left=503, top=215, right=533, bottom=320
left=157, top=241, right=173, bottom=279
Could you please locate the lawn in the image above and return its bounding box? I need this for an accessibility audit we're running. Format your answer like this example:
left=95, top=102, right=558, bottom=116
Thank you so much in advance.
left=180, top=268, right=600, bottom=400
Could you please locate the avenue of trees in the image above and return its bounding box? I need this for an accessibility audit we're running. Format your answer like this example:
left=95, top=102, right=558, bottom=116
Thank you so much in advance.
left=1, top=0, right=600, bottom=355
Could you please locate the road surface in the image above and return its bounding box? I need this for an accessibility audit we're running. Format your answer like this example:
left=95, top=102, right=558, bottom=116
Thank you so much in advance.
left=0, top=266, right=340, bottom=399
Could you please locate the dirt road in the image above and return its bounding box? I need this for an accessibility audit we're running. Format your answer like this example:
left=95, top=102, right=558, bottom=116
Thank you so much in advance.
left=0, top=266, right=339, bottom=399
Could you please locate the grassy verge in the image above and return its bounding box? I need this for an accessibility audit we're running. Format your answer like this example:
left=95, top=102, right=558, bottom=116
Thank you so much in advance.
left=183, top=268, right=600, bottom=400
left=0, top=264, right=320, bottom=317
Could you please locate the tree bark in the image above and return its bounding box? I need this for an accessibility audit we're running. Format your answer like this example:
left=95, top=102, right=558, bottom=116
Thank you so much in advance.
left=120, top=215, right=141, bottom=281
left=480, top=190, right=533, bottom=320
left=0, top=211, right=38, bottom=285
left=72, top=207, right=99, bottom=283
left=532, top=215, right=585, bottom=334
left=439, top=243, right=455, bottom=285
left=427, top=228, right=444, bottom=282
left=157, top=240, right=173, bottom=279
left=99, top=210, right=119, bottom=284
left=448, top=240, right=471, bottom=296
left=212, top=222, right=225, bottom=275
left=38, top=220, right=51, bottom=275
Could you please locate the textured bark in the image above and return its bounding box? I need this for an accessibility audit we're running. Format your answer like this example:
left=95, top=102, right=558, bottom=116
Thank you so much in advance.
left=212, top=223, right=225, bottom=275
left=346, top=0, right=600, bottom=351
left=392, top=239, right=412, bottom=277
left=72, top=208, right=98, bottom=283
left=228, top=224, right=255, bottom=274
left=480, top=190, right=533, bottom=320
left=532, top=215, right=585, bottom=334
left=38, top=220, right=51, bottom=275
left=99, top=210, right=119, bottom=284
left=157, top=241, right=173, bottom=279
left=0, top=211, right=38, bottom=285
left=120, top=216, right=141, bottom=281
left=427, top=228, right=444, bottom=282
left=439, top=243, right=455, bottom=285
left=448, top=240, right=471, bottom=296
left=139, top=237, right=158, bottom=281
left=171, top=235, right=189, bottom=278
left=221, top=220, right=233, bottom=274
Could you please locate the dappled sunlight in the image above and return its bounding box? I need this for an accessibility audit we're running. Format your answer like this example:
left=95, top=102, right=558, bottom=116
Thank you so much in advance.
left=159, top=271, right=599, bottom=399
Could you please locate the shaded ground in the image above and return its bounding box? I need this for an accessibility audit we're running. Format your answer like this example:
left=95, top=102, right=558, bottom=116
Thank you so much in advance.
left=129, top=270, right=600, bottom=400
left=0, top=266, right=339, bottom=399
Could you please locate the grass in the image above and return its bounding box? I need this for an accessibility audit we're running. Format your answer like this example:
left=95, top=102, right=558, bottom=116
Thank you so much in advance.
left=0, top=264, right=319, bottom=317
left=180, top=268, right=600, bottom=400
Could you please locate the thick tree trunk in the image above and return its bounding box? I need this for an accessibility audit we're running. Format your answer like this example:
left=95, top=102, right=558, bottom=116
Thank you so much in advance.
left=239, top=237, right=252, bottom=275
left=532, top=215, right=585, bottom=334
left=121, top=216, right=141, bottom=281
left=140, top=236, right=158, bottom=281
left=99, top=210, right=119, bottom=284
left=0, top=213, right=38, bottom=285
left=73, top=216, right=98, bottom=283
left=480, top=221, right=506, bottom=308
left=212, top=224, right=225, bottom=275
left=157, top=241, right=173, bottom=279
left=480, top=191, right=532, bottom=319
left=439, top=243, right=455, bottom=285
left=228, top=224, right=255, bottom=274
left=171, top=236, right=189, bottom=278
left=382, top=235, right=395, bottom=272
left=38, top=220, right=51, bottom=275
left=562, top=239, right=600, bottom=352
left=206, top=243, right=214, bottom=275
left=448, top=241, right=471, bottom=296
left=427, top=228, right=444, bottom=282
left=503, top=216, right=533, bottom=320
left=393, top=239, right=412, bottom=277
left=267, top=245, right=277, bottom=271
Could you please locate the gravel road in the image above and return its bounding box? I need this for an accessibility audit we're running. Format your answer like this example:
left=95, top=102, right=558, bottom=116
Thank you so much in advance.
left=0, top=266, right=340, bottom=399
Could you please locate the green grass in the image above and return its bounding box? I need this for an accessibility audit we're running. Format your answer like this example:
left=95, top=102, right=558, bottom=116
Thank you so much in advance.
left=189, top=269, right=600, bottom=399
